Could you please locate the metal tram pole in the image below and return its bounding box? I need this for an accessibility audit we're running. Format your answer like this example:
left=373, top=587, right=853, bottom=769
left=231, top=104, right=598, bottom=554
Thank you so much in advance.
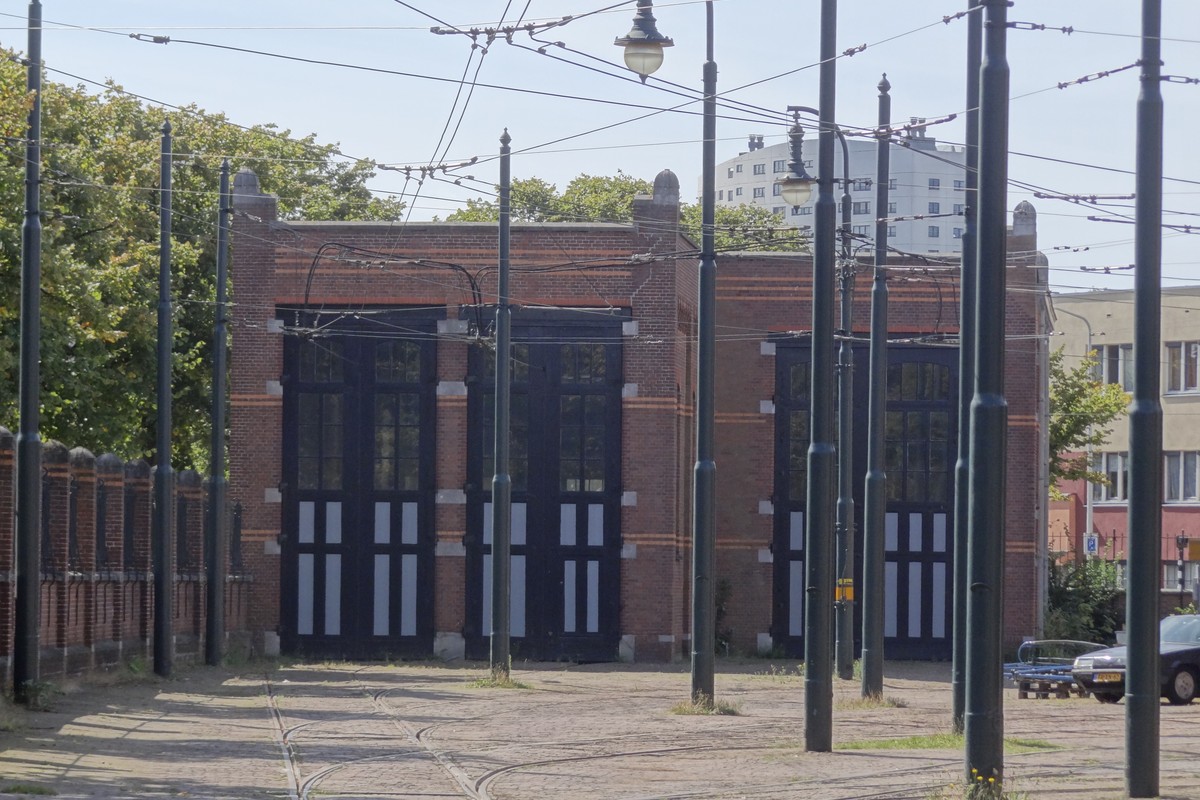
left=691, top=0, right=718, bottom=706
left=153, top=121, right=175, bottom=679
left=804, top=0, right=839, bottom=752
left=13, top=0, right=43, bottom=705
left=860, top=74, right=891, bottom=699
left=833, top=119, right=856, bottom=683
left=1126, top=1, right=1164, bottom=795
left=964, top=0, right=1009, bottom=784
left=951, top=0, right=982, bottom=735
left=206, top=160, right=231, bottom=666
left=490, top=129, right=513, bottom=682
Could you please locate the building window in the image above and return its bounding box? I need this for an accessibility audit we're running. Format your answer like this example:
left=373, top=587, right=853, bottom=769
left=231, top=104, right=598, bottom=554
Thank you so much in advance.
left=954, top=179, right=965, bottom=190
left=852, top=201, right=871, bottom=215
left=727, top=168, right=734, bottom=179
left=852, top=179, right=871, bottom=191
left=928, top=226, right=940, bottom=238
left=773, top=206, right=785, bottom=217
left=718, top=190, right=724, bottom=201
left=889, top=178, right=898, bottom=191
left=735, top=164, right=743, bottom=173
left=772, top=183, right=782, bottom=196
left=884, top=362, right=953, bottom=503
left=929, top=202, right=941, bottom=214
left=954, top=204, right=965, bottom=215
left=852, top=225, right=869, bottom=235
left=887, top=226, right=897, bottom=238
left=929, top=178, right=941, bottom=190
left=735, top=187, right=743, bottom=196
left=793, top=206, right=813, bottom=216
left=1095, top=452, right=1129, bottom=502
left=1099, top=343, right=1133, bottom=391
left=803, top=159, right=814, bottom=169
left=753, top=163, right=766, bottom=175
left=888, top=202, right=897, bottom=214
left=1166, top=341, right=1200, bottom=392
left=753, top=187, right=765, bottom=198
left=773, top=159, right=787, bottom=173
left=1165, top=452, right=1199, bottom=502
left=953, top=228, right=963, bottom=239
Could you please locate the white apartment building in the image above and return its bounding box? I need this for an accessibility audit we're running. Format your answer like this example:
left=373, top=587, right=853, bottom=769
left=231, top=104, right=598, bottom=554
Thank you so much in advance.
left=714, top=124, right=967, bottom=255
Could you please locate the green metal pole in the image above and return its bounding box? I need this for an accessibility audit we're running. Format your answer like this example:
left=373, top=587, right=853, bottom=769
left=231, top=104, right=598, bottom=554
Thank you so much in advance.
left=964, top=0, right=1008, bottom=785
left=804, top=0, right=837, bottom=752
left=490, top=129, right=513, bottom=681
left=13, top=0, right=43, bottom=705
left=206, top=159, right=230, bottom=666
left=834, top=126, right=855, bottom=682
left=153, top=120, right=175, bottom=679
left=952, top=0, right=982, bottom=735
left=1126, top=1, right=1163, bottom=795
left=691, top=0, right=717, bottom=705
left=860, top=74, right=890, bottom=699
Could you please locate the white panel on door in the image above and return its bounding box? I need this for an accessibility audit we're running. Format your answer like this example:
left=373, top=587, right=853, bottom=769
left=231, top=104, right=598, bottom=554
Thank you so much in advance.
left=299, top=502, right=315, bottom=544
left=326, top=502, right=343, bottom=545
left=401, top=554, right=418, bottom=636
left=790, top=511, right=804, bottom=551
left=587, top=504, right=604, bottom=547
left=933, top=513, right=947, bottom=552
left=512, top=503, right=526, bottom=547
left=586, top=560, right=600, bottom=633
left=909, top=513, right=923, bottom=552
left=908, top=562, right=922, bottom=638
left=402, top=502, right=418, bottom=545
left=560, top=504, right=576, bottom=546
left=563, top=560, right=577, bottom=633
left=789, top=560, right=804, bottom=637
left=511, top=555, right=526, bottom=638
left=298, top=554, right=314, bottom=635
left=932, top=562, right=947, bottom=638
left=373, top=555, right=390, bottom=635
left=884, top=562, right=898, bottom=637
left=325, top=554, right=342, bottom=636
left=375, top=502, right=391, bottom=545
left=885, top=513, right=899, bottom=552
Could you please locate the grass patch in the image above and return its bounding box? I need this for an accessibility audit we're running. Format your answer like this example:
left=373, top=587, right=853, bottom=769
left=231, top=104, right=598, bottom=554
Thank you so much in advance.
left=468, top=675, right=531, bottom=690
left=840, top=732, right=1057, bottom=753
left=751, top=663, right=805, bottom=682
left=924, top=780, right=1031, bottom=800
left=669, top=695, right=741, bottom=716
left=837, top=694, right=908, bottom=710
left=1, top=784, right=56, bottom=796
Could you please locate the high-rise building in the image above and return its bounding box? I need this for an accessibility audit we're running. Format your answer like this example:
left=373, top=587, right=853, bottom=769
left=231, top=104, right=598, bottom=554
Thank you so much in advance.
left=714, top=123, right=967, bottom=255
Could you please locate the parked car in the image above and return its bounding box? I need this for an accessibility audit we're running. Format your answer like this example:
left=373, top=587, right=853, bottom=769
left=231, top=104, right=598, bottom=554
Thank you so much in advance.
left=1072, top=614, right=1200, bottom=704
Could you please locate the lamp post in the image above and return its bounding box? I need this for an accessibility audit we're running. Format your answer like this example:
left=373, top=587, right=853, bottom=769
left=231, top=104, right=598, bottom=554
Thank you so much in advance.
left=616, top=0, right=719, bottom=706
left=1177, top=534, right=1187, bottom=595
left=1054, top=306, right=1095, bottom=546
left=490, top=129, right=513, bottom=682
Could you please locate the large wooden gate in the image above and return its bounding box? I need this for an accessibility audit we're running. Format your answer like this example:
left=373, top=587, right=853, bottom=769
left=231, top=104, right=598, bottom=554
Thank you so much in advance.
left=772, top=342, right=957, bottom=660
left=280, top=310, right=438, bottom=658
left=464, top=310, right=625, bottom=661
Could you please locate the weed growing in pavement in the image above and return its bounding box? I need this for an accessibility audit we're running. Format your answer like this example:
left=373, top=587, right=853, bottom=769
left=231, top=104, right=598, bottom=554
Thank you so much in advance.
left=468, top=674, right=531, bottom=690
left=751, top=663, right=805, bottom=682
left=19, top=681, right=63, bottom=712
left=836, top=693, right=908, bottom=710
left=923, top=779, right=1030, bottom=800
left=0, top=784, right=55, bottom=796
left=669, top=693, right=741, bottom=716
left=840, top=733, right=1057, bottom=753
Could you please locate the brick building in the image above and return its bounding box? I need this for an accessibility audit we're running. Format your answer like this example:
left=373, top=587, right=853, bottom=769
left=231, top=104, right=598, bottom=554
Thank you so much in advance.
left=229, top=168, right=1048, bottom=663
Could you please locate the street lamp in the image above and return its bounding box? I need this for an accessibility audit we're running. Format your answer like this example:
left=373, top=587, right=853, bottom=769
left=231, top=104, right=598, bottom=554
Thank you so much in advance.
left=614, top=0, right=674, bottom=82
left=777, top=121, right=815, bottom=208
left=616, top=0, right=719, bottom=707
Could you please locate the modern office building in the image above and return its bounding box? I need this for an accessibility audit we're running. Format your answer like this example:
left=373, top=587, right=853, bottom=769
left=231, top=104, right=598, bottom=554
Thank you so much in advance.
left=715, top=124, right=967, bottom=256
left=1051, top=287, right=1200, bottom=603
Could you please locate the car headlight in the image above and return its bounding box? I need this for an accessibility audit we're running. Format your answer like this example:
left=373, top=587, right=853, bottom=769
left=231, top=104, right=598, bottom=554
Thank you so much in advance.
left=1075, top=657, right=1093, bottom=669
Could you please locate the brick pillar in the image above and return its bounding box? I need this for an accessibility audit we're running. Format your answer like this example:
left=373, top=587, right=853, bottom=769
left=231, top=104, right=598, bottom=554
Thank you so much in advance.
left=69, top=447, right=96, bottom=673
left=176, top=470, right=205, bottom=657
left=42, top=441, right=70, bottom=677
left=96, top=453, right=124, bottom=665
left=125, top=459, right=152, bottom=661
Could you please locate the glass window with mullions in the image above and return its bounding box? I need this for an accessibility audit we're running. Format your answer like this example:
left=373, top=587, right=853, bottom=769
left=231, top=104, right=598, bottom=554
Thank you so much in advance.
left=298, top=393, right=343, bottom=491
left=1093, top=452, right=1128, bottom=502
left=374, top=393, right=420, bottom=491
left=481, top=393, right=529, bottom=493
left=299, top=338, right=345, bottom=383
left=375, top=340, right=421, bottom=384
left=1166, top=341, right=1200, bottom=392
left=787, top=362, right=810, bottom=501
left=560, top=393, right=606, bottom=493
left=1165, top=451, right=1199, bottom=502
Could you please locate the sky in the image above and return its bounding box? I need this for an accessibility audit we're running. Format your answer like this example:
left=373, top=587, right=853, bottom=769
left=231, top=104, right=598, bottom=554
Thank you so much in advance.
left=2, top=0, right=1199, bottom=296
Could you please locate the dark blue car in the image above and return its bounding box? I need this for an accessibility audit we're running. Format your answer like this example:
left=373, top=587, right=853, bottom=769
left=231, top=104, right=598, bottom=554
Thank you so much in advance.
left=1072, top=614, right=1200, bottom=704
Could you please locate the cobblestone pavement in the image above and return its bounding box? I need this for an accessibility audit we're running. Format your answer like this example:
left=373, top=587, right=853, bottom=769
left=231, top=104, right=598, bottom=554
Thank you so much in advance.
left=1, top=660, right=1198, bottom=799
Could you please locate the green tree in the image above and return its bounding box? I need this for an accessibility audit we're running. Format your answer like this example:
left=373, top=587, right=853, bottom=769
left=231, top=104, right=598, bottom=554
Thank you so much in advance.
left=444, top=171, right=807, bottom=252
left=1048, top=346, right=1129, bottom=496
left=0, top=51, right=403, bottom=470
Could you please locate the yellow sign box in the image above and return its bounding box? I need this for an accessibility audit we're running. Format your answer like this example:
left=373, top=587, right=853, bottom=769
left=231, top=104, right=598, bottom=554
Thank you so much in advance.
left=1189, top=539, right=1200, bottom=561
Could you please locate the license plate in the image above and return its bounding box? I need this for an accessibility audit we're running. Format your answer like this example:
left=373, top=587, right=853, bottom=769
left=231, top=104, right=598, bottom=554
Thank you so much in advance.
left=1094, top=672, right=1122, bottom=683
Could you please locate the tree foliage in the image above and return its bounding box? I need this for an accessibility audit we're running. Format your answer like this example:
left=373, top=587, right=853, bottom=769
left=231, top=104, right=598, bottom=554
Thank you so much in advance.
left=1048, top=346, right=1129, bottom=496
left=0, top=51, right=403, bottom=470
left=1044, top=554, right=1123, bottom=644
left=443, top=171, right=807, bottom=252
